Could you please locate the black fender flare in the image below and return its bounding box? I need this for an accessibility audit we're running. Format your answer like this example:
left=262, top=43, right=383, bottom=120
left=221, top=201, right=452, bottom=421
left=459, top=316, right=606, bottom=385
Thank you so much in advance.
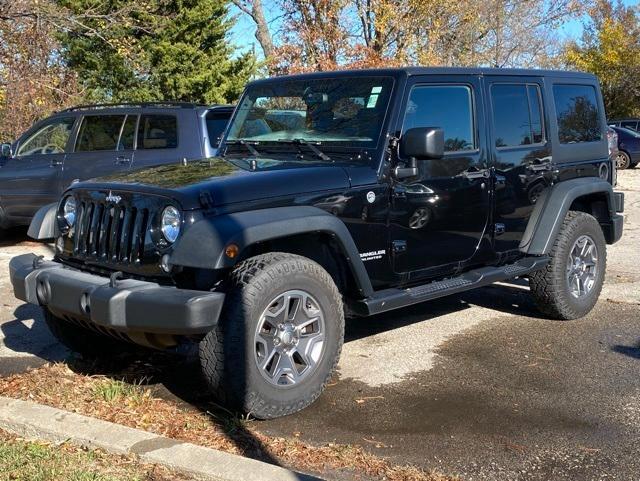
left=170, top=206, right=374, bottom=297
left=519, top=178, right=618, bottom=255
left=27, top=203, right=58, bottom=240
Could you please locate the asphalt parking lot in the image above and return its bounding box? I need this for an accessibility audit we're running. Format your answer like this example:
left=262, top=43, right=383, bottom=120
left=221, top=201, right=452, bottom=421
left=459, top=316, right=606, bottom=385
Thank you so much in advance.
left=1, top=170, right=639, bottom=480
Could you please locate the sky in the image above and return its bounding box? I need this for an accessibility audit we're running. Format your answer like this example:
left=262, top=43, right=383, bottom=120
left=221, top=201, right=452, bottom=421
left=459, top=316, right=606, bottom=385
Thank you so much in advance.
left=229, top=0, right=640, bottom=60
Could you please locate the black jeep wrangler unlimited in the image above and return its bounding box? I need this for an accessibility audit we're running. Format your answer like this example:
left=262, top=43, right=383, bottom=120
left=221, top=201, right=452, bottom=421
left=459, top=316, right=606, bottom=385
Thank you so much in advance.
left=10, top=68, right=624, bottom=419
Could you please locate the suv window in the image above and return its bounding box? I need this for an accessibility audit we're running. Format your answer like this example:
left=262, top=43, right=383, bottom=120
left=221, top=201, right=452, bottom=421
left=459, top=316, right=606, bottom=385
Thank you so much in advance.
left=16, top=117, right=75, bottom=156
left=138, top=115, right=178, bottom=149
left=118, top=115, right=138, bottom=151
left=206, top=111, right=231, bottom=148
left=491, top=84, right=544, bottom=148
left=553, top=84, right=602, bottom=143
left=402, top=85, right=475, bottom=152
left=76, top=115, right=126, bottom=152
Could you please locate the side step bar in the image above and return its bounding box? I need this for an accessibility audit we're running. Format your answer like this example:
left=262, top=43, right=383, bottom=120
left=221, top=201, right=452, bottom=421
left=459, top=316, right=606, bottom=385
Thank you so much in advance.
left=351, top=256, right=549, bottom=316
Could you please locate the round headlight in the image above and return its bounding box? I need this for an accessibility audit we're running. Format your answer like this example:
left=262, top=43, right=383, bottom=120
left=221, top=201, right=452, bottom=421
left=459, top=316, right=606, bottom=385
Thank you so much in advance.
left=63, top=196, right=76, bottom=227
left=161, top=206, right=181, bottom=243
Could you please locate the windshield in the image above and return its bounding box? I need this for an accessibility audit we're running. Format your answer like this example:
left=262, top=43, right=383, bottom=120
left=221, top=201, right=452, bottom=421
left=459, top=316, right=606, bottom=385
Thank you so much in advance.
left=225, top=76, right=394, bottom=149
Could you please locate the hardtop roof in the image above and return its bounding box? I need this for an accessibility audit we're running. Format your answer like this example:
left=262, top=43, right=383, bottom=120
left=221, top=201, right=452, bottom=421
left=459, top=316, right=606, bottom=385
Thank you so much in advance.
left=249, top=67, right=597, bottom=86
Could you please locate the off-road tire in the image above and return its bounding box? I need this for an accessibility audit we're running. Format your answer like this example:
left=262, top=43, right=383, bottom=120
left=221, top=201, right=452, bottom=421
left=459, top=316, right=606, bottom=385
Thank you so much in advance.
left=529, top=211, right=606, bottom=320
left=44, top=309, right=134, bottom=357
left=199, top=253, right=344, bottom=419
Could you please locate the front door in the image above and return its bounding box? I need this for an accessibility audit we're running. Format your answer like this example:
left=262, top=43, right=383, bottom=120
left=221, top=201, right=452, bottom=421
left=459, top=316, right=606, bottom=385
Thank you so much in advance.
left=62, top=114, right=137, bottom=189
left=390, top=76, right=492, bottom=280
left=0, top=116, right=75, bottom=221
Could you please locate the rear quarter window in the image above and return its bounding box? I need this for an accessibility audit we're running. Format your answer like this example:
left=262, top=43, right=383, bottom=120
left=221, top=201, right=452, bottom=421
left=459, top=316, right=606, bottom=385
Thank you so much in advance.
left=553, top=84, right=602, bottom=144
left=138, top=115, right=178, bottom=149
left=206, top=111, right=231, bottom=148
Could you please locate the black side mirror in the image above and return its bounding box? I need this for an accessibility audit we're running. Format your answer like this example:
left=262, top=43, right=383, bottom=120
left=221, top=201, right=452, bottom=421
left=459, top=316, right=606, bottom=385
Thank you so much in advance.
left=0, top=143, right=12, bottom=159
left=395, top=128, right=445, bottom=179
left=400, top=127, right=445, bottom=160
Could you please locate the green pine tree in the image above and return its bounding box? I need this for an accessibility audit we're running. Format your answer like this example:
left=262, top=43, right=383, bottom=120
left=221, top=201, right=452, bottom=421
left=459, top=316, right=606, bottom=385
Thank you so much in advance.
left=57, top=0, right=256, bottom=104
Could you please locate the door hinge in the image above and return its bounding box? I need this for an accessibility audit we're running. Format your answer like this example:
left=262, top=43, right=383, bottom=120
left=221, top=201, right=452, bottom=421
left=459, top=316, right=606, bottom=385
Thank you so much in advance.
left=392, top=240, right=407, bottom=253
left=494, top=223, right=506, bottom=235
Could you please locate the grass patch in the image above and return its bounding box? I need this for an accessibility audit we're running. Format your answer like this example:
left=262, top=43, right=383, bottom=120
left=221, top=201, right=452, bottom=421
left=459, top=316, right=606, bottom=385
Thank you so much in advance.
left=0, top=428, right=188, bottom=481
left=0, top=362, right=457, bottom=481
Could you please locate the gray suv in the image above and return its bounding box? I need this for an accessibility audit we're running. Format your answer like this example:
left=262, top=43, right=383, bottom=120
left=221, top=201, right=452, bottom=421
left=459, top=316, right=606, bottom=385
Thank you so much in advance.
left=0, top=102, right=233, bottom=233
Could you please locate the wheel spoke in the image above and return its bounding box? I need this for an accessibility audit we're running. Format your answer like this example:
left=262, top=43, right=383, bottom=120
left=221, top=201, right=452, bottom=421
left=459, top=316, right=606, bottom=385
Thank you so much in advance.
left=273, top=352, right=299, bottom=384
left=256, top=332, right=277, bottom=369
left=296, top=331, right=324, bottom=364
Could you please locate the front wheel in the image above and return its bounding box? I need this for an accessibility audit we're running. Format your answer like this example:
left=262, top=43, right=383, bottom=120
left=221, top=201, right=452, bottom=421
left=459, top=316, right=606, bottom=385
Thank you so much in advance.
left=199, top=253, right=344, bottom=419
left=529, top=211, right=606, bottom=320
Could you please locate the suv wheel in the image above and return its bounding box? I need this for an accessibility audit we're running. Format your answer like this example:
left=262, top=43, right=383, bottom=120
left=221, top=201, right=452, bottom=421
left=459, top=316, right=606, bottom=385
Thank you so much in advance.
left=199, top=253, right=344, bottom=419
left=44, top=309, right=134, bottom=357
left=615, top=151, right=631, bottom=169
left=529, top=211, right=606, bottom=320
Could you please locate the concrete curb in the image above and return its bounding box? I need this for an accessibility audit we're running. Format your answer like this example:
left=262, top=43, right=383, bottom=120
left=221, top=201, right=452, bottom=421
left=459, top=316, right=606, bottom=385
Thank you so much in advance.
left=0, top=396, right=322, bottom=481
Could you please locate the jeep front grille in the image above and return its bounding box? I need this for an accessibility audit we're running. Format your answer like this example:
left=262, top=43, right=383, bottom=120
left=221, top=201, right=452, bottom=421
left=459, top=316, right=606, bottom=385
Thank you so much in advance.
left=73, top=200, right=149, bottom=263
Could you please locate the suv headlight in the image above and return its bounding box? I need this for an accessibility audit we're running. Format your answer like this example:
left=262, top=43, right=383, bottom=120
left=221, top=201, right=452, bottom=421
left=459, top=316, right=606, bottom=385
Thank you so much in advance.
left=161, top=206, right=181, bottom=243
left=63, top=196, right=77, bottom=227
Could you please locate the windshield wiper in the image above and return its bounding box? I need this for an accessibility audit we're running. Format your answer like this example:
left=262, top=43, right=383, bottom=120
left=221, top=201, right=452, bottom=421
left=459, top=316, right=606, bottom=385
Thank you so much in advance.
left=277, top=138, right=332, bottom=162
left=224, top=139, right=261, bottom=157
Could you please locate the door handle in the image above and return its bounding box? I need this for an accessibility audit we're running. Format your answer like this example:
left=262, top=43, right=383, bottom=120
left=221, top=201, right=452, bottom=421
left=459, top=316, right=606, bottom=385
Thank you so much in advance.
left=115, top=156, right=132, bottom=165
left=459, top=168, right=490, bottom=180
left=49, top=158, right=63, bottom=167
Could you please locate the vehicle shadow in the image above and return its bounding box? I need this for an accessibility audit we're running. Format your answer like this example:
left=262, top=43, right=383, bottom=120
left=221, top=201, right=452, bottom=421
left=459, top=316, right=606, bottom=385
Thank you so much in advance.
left=0, top=279, right=541, bottom=478
left=612, top=343, right=640, bottom=359
left=346, top=278, right=540, bottom=343
left=0, top=305, right=68, bottom=365
left=0, top=227, right=30, bottom=247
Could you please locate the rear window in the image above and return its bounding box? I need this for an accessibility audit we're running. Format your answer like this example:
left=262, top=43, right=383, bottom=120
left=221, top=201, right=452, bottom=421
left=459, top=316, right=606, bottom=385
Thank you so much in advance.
left=206, top=110, right=231, bottom=148
left=491, top=84, right=545, bottom=148
left=138, top=115, right=178, bottom=149
left=553, top=85, right=602, bottom=144
left=76, top=115, right=126, bottom=152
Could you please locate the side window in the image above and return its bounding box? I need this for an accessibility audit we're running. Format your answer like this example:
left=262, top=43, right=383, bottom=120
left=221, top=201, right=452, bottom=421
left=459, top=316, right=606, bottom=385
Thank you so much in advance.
left=205, top=111, right=231, bottom=148
left=118, top=115, right=138, bottom=151
left=622, top=121, right=638, bottom=131
left=402, top=85, right=475, bottom=152
left=553, top=84, right=602, bottom=143
left=76, top=115, right=126, bottom=152
left=16, top=117, right=75, bottom=156
left=138, top=115, right=178, bottom=150
left=491, top=84, right=545, bottom=148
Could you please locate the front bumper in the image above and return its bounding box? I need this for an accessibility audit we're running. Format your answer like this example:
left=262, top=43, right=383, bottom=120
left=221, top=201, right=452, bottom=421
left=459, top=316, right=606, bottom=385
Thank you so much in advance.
left=9, top=254, right=224, bottom=335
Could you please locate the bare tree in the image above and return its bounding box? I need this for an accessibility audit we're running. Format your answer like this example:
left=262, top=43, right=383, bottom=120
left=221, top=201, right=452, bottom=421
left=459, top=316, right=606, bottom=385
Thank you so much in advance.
left=232, top=0, right=275, bottom=63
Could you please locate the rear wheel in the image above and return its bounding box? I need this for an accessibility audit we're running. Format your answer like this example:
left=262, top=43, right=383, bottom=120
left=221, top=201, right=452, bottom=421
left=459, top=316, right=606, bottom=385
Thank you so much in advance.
left=615, top=151, right=631, bottom=169
left=529, top=211, right=606, bottom=320
left=199, top=253, right=344, bottom=419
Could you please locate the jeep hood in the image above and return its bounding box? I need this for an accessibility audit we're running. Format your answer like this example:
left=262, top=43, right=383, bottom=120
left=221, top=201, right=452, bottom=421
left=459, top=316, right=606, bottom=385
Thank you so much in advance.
left=77, top=158, right=351, bottom=210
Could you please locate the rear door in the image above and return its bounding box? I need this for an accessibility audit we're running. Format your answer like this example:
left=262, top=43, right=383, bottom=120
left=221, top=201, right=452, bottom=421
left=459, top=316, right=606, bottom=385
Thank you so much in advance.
left=129, top=113, right=183, bottom=168
left=484, top=76, right=551, bottom=255
left=62, top=114, right=136, bottom=188
left=0, top=116, right=75, bottom=220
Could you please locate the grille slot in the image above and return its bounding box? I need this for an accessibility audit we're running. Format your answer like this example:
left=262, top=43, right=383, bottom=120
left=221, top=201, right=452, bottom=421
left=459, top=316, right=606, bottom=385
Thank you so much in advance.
left=73, top=199, right=149, bottom=265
